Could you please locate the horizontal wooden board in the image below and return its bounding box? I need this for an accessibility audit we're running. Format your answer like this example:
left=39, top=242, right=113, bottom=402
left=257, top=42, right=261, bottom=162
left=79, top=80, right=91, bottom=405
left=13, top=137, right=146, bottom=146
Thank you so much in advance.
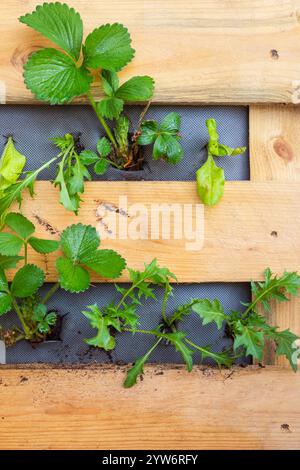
left=6, top=180, right=300, bottom=283
left=0, top=365, right=299, bottom=450
left=1, top=0, right=300, bottom=104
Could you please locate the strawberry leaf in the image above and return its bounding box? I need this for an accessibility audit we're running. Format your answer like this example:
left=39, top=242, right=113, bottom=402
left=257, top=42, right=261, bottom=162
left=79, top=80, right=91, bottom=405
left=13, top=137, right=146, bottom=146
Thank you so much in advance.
left=84, top=23, right=134, bottom=71
left=19, top=2, right=83, bottom=61
left=82, top=249, right=126, bottom=279
left=115, top=76, right=154, bottom=101
left=0, top=233, right=23, bottom=256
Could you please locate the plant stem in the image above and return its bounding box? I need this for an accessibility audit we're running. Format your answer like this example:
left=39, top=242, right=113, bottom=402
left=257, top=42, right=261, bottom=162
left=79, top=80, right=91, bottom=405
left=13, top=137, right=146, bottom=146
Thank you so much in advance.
left=87, top=90, right=118, bottom=150
left=12, top=299, right=31, bottom=339
left=41, top=282, right=60, bottom=305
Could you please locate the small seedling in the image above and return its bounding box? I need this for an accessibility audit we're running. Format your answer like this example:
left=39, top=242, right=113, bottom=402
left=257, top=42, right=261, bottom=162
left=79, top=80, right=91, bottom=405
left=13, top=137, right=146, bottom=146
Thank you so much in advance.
left=0, top=213, right=125, bottom=344
left=196, top=119, right=246, bottom=206
left=82, top=261, right=300, bottom=387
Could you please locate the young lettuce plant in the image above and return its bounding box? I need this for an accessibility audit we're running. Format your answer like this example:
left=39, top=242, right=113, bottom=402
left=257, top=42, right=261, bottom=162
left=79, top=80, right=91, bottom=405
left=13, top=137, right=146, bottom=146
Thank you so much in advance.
left=79, top=110, right=184, bottom=176
left=19, top=2, right=156, bottom=170
left=0, top=214, right=125, bottom=344
left=196, top=119, right=246, bottom=206
left=82, top=262, right=300, bottom=387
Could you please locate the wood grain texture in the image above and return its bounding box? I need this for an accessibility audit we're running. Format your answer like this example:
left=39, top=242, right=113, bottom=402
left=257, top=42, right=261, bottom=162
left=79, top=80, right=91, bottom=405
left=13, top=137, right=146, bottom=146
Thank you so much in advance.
left=0, top=365, right=299, bottom=450
left=2, top=0, right=300, bottom=104
left=6, top=180, right=300, bottom=283
left=250, top=105, right=300, bottom=367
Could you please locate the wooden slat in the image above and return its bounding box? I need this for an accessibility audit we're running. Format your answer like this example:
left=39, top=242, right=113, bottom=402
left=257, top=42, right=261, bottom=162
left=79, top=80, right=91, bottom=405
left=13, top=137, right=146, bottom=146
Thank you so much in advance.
left=250, top=105, right=300, bottom=366
left=0, top=365, right=299, bottom=450
left=7, top=180, right=300, bottom=283
left=1, top=0, right=300, bottom=104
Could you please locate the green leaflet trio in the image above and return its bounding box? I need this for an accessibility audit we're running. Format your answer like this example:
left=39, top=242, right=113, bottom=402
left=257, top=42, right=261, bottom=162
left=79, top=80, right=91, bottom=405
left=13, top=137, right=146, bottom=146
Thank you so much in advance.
left=0, top=3, right=298, bottom=387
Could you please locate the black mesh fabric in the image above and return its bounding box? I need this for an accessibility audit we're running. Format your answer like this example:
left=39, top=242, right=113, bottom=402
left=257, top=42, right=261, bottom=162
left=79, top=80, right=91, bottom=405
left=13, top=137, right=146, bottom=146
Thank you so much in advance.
left=0, top=104, right=250, bottom=364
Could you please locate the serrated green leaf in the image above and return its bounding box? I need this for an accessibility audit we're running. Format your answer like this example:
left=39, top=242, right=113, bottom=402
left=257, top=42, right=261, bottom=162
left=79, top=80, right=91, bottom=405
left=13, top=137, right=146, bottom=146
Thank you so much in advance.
left=114, top=116, right=130, bottom=155
left=124, top=338, right=162, bottom=388
left=11, top=264, right=45, bottom=298
left=82, top=249, right=126, bottom=279
left=233, top=321, right=264, bottom=360
left=53, top=158, right=77, bottom=213
left=0, top=233, right=23, bottom=256
left=116, top=76, right=154, bottom=101
left=137, top=120, right=158, bottom=145
left=97, top=137, right=111, bottom=158
left=28, top=237, right=59, bottom=254
left=97, top=96, right=124, bottom=119
left=163, top=332, right=194, bottom=371
left=0, top=269, right=9, bottom=292
left=267, top=328, right=299, bottom=372
left=0, top=269, right=11, bottom=315
left=192, top=299, right=226, bottom=330
left=249, top=269, right=300, bottom=313
left=206, top=119, right=246, bottom=157
left=5, top=212, right=35, bottom=240
left=152, top=134, right=166, bottom=160
left=19, top=2, right=83, bottom=60
left=161, top=135, right=183, bottom=164
left=60, top=224, right=100, bottom=262
left=94, top=159, right=109, bottom=175
left=0, top=255, right=23, bottom=270
left=56, top=256, right=90, bottom=293
left=0, top=291, right=12, bottom=316
left=24, top=48, right=92, bottom=105
left=152, top=134, right=183, bottom=164
left=196, top=154, right=224, bottom=206
left=79, top=150, right=99, bottom=166
left=0, top=137, right=26, bottom=193
left=160, top=112, right=181, bottom=133
left=45, top=312, right=57, bottom=325
left=198, top=346, right=235, bottom=368
left=84, top=23, right=134, bottom=71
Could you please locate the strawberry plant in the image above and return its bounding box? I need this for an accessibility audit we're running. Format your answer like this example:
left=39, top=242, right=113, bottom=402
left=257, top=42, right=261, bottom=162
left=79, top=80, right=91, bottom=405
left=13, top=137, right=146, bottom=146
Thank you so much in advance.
left=19, top=2, right=183, bottom=171
left=82, top=262, right=300, bottom=387
left=196, top=119, right=246, bottom=206
left=0, top=213, right=125, bottom=344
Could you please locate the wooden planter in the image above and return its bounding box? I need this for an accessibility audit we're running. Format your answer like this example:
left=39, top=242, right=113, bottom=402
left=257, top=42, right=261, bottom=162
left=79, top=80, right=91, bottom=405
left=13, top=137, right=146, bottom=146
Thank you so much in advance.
left=0, top=0, right=300, bottom=450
